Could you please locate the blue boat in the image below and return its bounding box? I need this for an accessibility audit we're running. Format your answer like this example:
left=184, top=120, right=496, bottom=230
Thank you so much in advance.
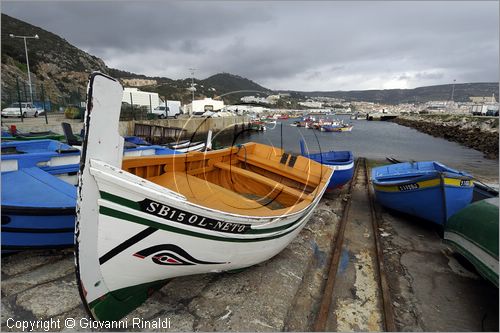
left=371, top=161, right=474, bottom=225
left=1, top=139, right=179, bottom=183
left=1, top=167, right=76, bottom=251
left=1, top=140, right=179, bottom=251
left=299, top=140, right=354, bottom=190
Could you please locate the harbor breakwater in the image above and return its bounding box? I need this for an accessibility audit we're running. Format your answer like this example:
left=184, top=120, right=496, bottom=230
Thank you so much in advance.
left=391, top=115, right=499, bottom=159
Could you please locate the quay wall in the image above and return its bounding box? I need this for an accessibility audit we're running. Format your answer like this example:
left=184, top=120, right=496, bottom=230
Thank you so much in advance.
left=4, top=116, right=250, bottom=139
left=391, top=115, right=499, bottom=159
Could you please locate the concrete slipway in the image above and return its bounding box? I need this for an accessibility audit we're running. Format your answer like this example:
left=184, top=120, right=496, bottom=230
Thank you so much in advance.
left=1, top=163, right=498, bottom=332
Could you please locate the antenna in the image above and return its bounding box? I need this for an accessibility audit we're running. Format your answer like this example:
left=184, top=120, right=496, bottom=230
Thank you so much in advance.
left=188, top=68, right=197, bottom=104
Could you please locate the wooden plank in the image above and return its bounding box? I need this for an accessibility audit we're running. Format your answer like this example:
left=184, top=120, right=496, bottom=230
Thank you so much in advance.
left=213, top=162, right=310, bottom=201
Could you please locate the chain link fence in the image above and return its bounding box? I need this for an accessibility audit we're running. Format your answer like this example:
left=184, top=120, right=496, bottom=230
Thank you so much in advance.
left=1, top=77, right=160, bottom=123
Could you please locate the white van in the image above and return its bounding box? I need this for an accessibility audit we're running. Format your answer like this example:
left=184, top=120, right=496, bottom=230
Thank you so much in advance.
left=152, top=101, right=181, bottom=118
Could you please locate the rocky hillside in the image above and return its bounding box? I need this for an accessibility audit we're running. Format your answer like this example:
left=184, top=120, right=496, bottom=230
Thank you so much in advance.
left=1, top=13, right=108, bottom=105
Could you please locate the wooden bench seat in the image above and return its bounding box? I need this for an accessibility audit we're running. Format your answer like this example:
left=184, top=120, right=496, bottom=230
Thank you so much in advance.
left=213, top=162, right=311, bottom=201
left=236, top=154, right=321, bottom=186
left=148, top=171, right=277, bottom=216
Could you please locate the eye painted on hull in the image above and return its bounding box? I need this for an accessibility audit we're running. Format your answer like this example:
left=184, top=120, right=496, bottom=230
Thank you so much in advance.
left=133, top=244, right=227, bottom=266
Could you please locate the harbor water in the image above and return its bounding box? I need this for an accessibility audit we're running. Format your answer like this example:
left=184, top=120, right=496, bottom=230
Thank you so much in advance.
left=216, top=115, right=499, bottom=182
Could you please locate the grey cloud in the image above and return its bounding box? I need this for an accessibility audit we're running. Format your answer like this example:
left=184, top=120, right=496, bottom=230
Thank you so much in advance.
left=2, top=1, right=498, bottom=90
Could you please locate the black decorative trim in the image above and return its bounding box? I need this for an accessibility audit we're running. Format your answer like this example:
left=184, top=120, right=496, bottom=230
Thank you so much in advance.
left=2, top=227, right=74, bottom=233
left=2, top=206, right=75, bottom=216
left=99, top=226, right=157, bottom=265
left=134, top=244, right=225, bottom=265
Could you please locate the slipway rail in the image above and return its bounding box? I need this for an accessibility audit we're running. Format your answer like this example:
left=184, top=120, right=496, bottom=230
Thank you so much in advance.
left=314, top=157, right=396, bottom=331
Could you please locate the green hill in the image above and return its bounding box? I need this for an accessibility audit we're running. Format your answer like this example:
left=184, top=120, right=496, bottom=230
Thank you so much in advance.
left=295, top=82, right=499, bottom=104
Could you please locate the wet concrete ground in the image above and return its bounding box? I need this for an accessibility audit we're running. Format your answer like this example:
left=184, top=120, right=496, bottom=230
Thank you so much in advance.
left=1, top=165, right=498, bottom=331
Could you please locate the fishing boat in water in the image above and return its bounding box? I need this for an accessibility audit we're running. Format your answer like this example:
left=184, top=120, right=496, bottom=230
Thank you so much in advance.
left=75, top=73, right=333, bottom=321
left=320, top=124, right=353, bottom=132
left=371, top=161, right=474, bottom=225
left=299, top=140, right=354, bottom=190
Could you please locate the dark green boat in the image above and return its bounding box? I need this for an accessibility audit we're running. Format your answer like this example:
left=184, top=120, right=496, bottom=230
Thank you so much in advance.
left=444, top=197, right=499, bottom=287
left=1, top=130, right=65, bottom=142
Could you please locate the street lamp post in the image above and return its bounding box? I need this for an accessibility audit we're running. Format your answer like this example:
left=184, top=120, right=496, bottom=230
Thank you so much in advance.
left=10, top=33, right=39, bottom=104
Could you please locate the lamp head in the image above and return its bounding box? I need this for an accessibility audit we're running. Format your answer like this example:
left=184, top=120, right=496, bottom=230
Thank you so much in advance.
left=9, top=34, right=14, bottom=38
left=34, top=34, right=39, bottom=39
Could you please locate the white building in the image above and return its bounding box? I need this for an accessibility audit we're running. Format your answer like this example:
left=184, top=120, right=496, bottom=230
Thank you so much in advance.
left=298, top=101, right=323, bottom=108
left=184, top=98, right=225, bottom=115
left=122, top=88, right=161, bottom=110
left=224, top=105, right=268, bottom=115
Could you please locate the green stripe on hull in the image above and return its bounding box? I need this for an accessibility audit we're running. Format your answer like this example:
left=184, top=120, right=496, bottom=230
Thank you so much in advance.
left=99, top=190, right=306, bottom=235
left=88, top=279, right=169, bottom=321
left=100, top=191, right=141, bottom=210
left=99, top=205, right=304, bottom=242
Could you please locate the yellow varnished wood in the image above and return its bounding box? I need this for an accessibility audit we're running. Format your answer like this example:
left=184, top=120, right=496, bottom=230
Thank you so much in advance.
left=122, top=142, right=333, bottom=216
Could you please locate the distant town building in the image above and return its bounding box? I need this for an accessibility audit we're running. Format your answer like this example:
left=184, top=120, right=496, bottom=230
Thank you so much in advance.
left=298, top=101, right=323, bottom=108
left=184, top=98, right=224, bottom=116
left=470, top=95, right=496, bottom=103
left=122, top=87, right=161, bottom=110
left=122, top=79, right=158, bottom=87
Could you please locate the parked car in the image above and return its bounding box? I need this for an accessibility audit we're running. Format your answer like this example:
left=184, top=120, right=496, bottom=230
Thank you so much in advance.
left=1, top=102, right=39, bottom=118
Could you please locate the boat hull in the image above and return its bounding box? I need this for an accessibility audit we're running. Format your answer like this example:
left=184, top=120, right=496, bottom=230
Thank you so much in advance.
left=444, top=198, right=499, bottom=287
left=1, top=167, right=77, bottom=251
left=2, top=213, right=75, bottom=250
left=372, top=162, right=474, bottom=225
left=299, top=141, right=354, bottom=190
left=373, top=180, right=473, bottom=225
left=75, top=72, right=333, bottom=322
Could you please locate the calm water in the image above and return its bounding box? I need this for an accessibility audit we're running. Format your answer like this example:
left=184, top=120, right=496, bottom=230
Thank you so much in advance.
left=214, top=115, right=499, bottom=182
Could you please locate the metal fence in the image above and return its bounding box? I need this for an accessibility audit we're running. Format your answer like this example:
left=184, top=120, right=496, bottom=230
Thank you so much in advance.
left=1, top=77, right=86, bottom=124
left=1, top=77, right=161, bottom=123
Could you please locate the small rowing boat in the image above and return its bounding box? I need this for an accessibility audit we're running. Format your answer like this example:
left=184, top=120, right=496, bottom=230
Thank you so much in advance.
left=371, top=161, right=474, bottom=225
left=299, top=140, right=354, bottom=190
left=2, top=127, right=65, bottom=141
left=444, top=197, right=498, bottom=287
left=1, top=167, right=77, bottom=252
left=320, top=124, right=353, bottom=132
left=75, top=73, right=333, bottom=321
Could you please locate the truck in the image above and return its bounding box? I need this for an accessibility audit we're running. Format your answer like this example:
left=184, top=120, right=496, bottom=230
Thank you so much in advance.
left=152, top=100, right=182, bottom=118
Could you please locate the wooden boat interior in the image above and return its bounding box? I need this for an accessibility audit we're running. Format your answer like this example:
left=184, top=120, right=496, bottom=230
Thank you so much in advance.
left=122, top=142, right=331, bottom=216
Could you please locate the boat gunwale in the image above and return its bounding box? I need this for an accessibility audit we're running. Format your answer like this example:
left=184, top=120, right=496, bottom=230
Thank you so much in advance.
left=90, top=157, right=332, bottom=221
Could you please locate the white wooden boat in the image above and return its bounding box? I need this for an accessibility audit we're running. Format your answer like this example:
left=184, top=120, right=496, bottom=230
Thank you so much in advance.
left=75, top=73, right=334, bottom=321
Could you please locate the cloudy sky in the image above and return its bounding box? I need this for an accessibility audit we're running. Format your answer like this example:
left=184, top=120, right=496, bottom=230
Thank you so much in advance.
left=2, top=1, right=498, bottom=91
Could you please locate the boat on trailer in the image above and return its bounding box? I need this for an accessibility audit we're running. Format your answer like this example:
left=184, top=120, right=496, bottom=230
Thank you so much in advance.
left=371, top=161, right=474, bottom=225
left=299, top=139, right=354, bottom=190
left=75, top=73, right=333, bottom=321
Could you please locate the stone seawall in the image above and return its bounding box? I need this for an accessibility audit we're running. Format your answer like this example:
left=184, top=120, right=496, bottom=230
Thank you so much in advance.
left=391, top=115, right=499, bottom=159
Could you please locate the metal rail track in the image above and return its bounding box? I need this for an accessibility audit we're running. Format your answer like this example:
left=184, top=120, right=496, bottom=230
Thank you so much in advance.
left=313, top=157, right=396, bottom=331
